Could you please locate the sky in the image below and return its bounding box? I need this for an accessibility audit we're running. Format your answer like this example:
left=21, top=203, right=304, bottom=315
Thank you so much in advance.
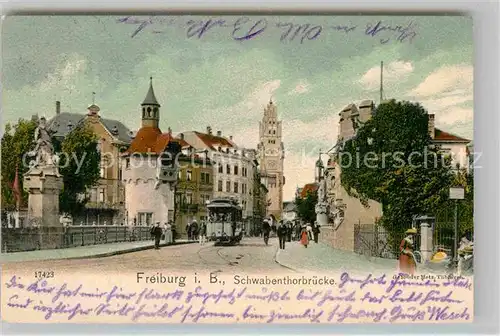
left=2, top=15, right=473, bottom=201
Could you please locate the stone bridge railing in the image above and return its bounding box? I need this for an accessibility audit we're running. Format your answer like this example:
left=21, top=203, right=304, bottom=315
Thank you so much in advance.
left=1, top=226, right=153, bottom=253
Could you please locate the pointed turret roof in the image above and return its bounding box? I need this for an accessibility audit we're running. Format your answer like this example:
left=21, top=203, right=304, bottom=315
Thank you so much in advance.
left=142, top=77, right=160, bottom=106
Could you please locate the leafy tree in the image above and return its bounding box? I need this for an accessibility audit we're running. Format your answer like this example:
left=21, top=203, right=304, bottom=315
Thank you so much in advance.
left=1, top=119, right=100, bottom=215
left=1, top=119, right=38, bottom=210
left=339, top=99, right=454, bottom=238
left=294, top=190, right=318, bottom=223
left=58, top=124, right=100, bottom=215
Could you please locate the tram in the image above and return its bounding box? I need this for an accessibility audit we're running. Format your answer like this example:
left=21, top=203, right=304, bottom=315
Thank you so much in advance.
left=206, top=197, right=244, bottom=246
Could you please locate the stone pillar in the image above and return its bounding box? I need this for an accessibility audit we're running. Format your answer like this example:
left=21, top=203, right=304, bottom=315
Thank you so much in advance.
left=24, top=167, right=64, bottom=249
left=315, top=202, right=329, bottom=226
left=420, top=221, right=433, bottom=263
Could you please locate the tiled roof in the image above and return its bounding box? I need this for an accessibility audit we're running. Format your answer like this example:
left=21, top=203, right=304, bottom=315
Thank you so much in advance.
left=48, top=112, right=132, bottom=143
left=125, top=127, right=164, bottom=154
left=300, top=183, right=318, bottom=198
left=174, top=137, right=191, bottom=148
left=194, top=131, right=234, bottom=150
left=434, top=128, right=470, bottom=143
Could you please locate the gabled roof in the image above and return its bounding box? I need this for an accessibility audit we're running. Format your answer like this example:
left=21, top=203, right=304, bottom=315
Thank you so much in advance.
left=300, top=183, right=318, bottom=198
left=124, top=127, right=175, bottom=155
left=193, top=131, right=235, bottom=150
left=48, top=112, right=132, bottom=143
left=434, top=128, right=470, bottom=143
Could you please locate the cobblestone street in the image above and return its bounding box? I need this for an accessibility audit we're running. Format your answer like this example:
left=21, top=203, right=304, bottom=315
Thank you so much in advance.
left=2, top=237, right=293, bottom=276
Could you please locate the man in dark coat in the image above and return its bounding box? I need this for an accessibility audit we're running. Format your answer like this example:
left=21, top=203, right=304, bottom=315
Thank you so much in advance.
left=277, top=221, right=288, bottom=250
left=313, top=223, right=321, bottom=243
left=262, top=220, right=271, bottom=245
left=150, top=222, right=163, bottom=249
left=286, top=222, right=292, bottom=242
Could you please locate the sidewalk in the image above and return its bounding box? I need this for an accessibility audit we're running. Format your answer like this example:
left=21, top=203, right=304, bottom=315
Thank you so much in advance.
left=1, top=240, right=194, bottom=263
left=275, top=240, right=397, bottom=275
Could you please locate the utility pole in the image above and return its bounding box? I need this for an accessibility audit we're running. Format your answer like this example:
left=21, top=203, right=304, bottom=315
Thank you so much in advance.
left=379, top=61, right=384, bottom=104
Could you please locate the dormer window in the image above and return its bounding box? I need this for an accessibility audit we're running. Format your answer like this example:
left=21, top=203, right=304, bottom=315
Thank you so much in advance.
left=67, top=121, right=73, bottom=131
left=111, top=125, right=119, bottom=135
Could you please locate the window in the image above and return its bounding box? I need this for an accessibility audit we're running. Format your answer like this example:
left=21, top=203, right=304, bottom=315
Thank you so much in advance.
left=125, top=158, right=130, bottom=169
left=205, top=173, right=210, bottom=184
left=234, top=166, right=239, bottom=175
left=218, top=180, right=223, bottom=192
left=138, top=212, right=153, bottom=226
left=118, top=167, right=122, bottom=181
left=234, top=182, right=239, bottom=193
left=178, top=170, right=182, bottom=180
left=218, top=164, right=223, bottom=173
left=226, top=164, right=230, bottom=174
left=226, top=181, right=231, bottom=192
left=99, top=188, right=105, bottom=202
left=187, top=170, right=192, bottom=181
left=200, top=172, right=205, bottom=183
left=185, top=193, right=193, bottom=204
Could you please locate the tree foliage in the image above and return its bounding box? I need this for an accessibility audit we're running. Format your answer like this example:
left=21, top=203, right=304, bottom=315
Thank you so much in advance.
left=1, top=119, right=37, bottom=210
left=58, top=124, right=100, bottom=215
left=294, top=190, right=318, bottom=223
left=338, top=100, right=455, bottom=237
left=1, top=119, right=100, bottom=215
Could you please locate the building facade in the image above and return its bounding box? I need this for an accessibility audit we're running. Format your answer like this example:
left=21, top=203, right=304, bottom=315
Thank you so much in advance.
left=257, top=100, right=285, bottom=220
left=173, top=139, right=214, bottom=237
left=177, top=128, right=256, bottom=227
left=326, top=100, right=472, bottom=252
left=48, top=100, right=132, bottom=226
left=121, top=78, right=179, bottom=227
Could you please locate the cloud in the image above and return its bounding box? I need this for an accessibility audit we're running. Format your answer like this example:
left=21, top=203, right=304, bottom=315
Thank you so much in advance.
left=39, top=54, right=87, bottom=94
left=409, top=64, right=473, bottom=97
left=288, top=80, right=310, bottom=95
left=358, top=61, right=414, bottom=90
left=406, top=64, right=473, bottom=131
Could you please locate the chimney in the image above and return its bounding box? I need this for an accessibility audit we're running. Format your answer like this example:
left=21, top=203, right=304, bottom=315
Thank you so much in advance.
left=217, top=130, right=222, bottom=137
left=56, top=101, right=61, bottom=115
left=229, top=135, right=233, bottom=141
left=180, top=133, right=184, bottom=140
left=206, top=126, right=212, bottom=135
left=428, top=114, right=435, bottom=139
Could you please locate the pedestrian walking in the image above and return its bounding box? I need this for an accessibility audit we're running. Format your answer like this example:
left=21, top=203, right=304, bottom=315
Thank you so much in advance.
left=306, top=223, right=313, bottom=241
left=313, top=223, right=320, bottom=243
left=262, top=220, right=271, bottom=245
left=199, top=221, right=207, bottom=246
left=150, top=222, right=163, bottom=249
left=170, top=221, right=177, bottom=243
left=295, top=223, right=301, bottom=241
left=277, top=221, right=287, bottom=250
left=300, top=225, right=309, bottom=248
left=190, top=220, right=199, bottom=241
left=286, top=222, right=292, bottom=242
left=164, top=222, right=172, bottom=244
left=399, top=228, right=417, bottom=274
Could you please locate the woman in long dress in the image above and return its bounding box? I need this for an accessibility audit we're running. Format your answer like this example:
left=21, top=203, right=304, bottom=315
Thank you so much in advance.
left=300, top=226, right=309, bottom=248
left=399, top=228, right=417, bottom=274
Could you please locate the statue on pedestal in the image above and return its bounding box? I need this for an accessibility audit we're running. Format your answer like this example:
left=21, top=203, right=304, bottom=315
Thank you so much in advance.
left=315, top=170, right=330, bottom=226
left=27, top=117, right=59, bottom=172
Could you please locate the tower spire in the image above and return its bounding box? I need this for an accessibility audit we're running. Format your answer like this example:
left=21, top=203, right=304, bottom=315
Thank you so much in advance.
left=142, top=76, right=160, bottom=107
left=92, top=91, right=96, bottom=105
left=140, top=76, right=161, bottom=128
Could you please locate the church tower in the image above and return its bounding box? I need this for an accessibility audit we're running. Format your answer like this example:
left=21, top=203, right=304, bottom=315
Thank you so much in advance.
left=141, top=77, right=160, bottom=128
left=257, top=99, right=285, bottom=220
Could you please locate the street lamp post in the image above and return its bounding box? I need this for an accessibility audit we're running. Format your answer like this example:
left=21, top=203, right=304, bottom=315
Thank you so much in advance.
left=449, top=186, right=465, bottom=270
